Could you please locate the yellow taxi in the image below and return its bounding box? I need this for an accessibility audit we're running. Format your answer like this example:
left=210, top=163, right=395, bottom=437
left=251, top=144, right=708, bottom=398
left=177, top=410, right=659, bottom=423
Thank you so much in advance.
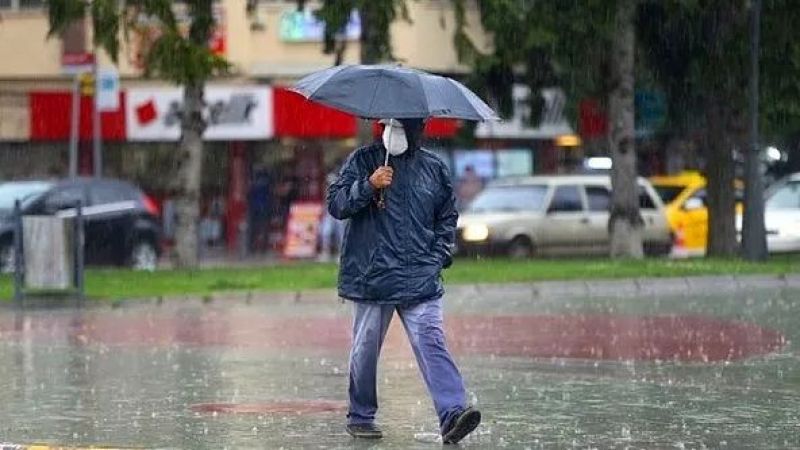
left=649, top=171, right=742, bottom=256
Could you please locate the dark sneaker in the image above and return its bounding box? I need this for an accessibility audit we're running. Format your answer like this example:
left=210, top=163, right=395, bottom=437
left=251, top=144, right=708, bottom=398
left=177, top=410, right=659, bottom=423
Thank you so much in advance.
left=442, top=407, right=481, bottom=444
left=346, top=423, right=383, bottom=439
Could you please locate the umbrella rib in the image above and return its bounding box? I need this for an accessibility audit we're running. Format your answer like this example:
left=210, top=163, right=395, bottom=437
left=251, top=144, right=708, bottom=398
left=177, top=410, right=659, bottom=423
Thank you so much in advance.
left=415, top=72, right=432, bottom=118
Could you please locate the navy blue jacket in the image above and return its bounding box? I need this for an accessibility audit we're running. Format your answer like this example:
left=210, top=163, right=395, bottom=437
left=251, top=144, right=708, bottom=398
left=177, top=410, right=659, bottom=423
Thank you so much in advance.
left=327, top=142, right=458, bottom=306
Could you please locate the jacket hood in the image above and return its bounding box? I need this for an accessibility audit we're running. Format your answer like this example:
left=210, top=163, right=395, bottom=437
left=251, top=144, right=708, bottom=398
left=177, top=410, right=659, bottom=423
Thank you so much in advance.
left=398, top=118, right=425, bottom=152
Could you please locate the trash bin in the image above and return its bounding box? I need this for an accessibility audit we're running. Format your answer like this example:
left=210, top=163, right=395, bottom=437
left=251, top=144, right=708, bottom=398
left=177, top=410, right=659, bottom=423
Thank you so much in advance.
left=22, top=216, right=75, bottom=290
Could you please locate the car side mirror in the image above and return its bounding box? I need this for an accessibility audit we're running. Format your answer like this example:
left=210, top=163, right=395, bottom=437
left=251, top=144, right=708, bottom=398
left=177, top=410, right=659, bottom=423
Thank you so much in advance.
left=683, top=198, right=704, bottom=211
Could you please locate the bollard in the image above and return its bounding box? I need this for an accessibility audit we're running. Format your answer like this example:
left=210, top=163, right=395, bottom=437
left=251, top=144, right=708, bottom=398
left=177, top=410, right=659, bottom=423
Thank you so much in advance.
left=13, top=199, right=23, bottom=305
left=75, top=201, right=85, bottom=302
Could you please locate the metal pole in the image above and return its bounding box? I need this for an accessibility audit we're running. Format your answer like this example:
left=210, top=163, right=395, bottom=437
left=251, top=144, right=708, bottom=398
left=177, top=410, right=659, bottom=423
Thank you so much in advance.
left=742, top=0, right=767, bottom=261
left=92, top=60, right=102, bottom=177
left=75, top=201, right=85, bottom=301
left=68, top=74, right=81, bottom=178
left=13, top=200, right=23, bottom=305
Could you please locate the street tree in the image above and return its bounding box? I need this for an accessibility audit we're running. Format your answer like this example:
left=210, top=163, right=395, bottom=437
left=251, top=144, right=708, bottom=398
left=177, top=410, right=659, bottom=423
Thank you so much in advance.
left=311, top=0, right=409, bottom=65
left=452, top=0, right=645, bottom=258
left=638, top=1, right=759, bottom=257
left=46, top=0, right=228, bottom=268
left=300, top=0, right=409, bottom=145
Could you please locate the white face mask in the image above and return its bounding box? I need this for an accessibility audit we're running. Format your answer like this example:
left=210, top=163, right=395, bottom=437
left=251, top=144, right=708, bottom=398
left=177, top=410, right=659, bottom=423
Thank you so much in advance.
left=382, top=120, right=408, bottom=156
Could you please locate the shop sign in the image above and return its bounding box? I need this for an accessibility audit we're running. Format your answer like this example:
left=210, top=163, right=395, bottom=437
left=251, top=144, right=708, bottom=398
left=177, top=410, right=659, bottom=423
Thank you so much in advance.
left=96, top=68, right=120, bottom=112
left=475, top=85, right=573, bottom=139
left=125, top=86, right=273, bottom=141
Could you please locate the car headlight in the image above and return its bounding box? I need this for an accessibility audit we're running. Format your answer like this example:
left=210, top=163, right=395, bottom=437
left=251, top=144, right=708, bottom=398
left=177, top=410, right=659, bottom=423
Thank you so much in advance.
left=462, top=224, right=490, bottom=242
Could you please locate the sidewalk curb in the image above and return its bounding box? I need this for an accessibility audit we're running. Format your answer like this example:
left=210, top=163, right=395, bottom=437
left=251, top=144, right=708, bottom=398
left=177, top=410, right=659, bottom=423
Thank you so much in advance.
left=156, top=273, right=800, bottom=305
left=7, top=274, right=797, bottom=308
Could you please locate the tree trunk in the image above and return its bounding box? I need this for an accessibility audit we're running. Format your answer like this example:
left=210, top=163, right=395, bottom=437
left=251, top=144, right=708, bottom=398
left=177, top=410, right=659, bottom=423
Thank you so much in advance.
left=172, top=0, right=213, bottom=268
left=357, top=3, right=386, bottom=146
left=359, top=2, right=385, bottom=65
left=608, top=0, right=643, bottom=259
left=173, top=83, right=206, bottom=268
left=704, top=99, right=738, bottom=257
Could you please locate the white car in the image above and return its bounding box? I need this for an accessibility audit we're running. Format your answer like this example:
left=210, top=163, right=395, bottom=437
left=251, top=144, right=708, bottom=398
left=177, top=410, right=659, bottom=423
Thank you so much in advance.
left=456, top=175, right=673, bottom=258
left=764, top=173, right=800, bottom=253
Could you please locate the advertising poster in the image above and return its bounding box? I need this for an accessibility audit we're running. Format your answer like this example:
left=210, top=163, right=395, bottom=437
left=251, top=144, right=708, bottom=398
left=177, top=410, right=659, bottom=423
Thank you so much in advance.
left=453, top=150, right=495, bottom=179
left=283, top=202, right=324, bottom=259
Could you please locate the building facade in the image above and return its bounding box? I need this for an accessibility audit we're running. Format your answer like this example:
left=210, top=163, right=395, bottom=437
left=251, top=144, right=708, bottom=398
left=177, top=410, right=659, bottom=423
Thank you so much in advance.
left=0, top=1, right=575, bottom=255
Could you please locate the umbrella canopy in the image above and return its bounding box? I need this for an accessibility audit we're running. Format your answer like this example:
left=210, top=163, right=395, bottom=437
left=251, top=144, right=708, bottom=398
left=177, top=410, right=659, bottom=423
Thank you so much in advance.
left=290, top=64, right=499, bottom=122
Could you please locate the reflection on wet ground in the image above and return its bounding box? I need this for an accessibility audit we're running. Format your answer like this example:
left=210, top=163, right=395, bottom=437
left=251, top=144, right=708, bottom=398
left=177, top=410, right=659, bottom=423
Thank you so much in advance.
left=0, top=285, right=798, bottom=448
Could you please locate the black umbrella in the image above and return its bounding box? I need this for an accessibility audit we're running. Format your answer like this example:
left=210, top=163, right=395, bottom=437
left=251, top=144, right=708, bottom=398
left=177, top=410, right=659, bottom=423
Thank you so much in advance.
left=290, top=64, right=499, bottom=122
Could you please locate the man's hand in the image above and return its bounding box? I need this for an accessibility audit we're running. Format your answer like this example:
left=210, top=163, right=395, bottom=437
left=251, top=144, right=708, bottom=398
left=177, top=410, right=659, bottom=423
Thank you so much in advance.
left=369, top=166, right=394, bottom=189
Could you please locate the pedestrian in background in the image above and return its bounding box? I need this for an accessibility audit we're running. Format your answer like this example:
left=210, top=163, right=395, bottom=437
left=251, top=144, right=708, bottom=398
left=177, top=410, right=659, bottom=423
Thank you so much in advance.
left=318, top=166, right=346, bottom=262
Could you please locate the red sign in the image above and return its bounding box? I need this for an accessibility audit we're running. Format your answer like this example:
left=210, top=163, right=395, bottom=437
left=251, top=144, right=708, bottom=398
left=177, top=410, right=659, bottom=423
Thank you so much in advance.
left=61, top=52, right=95, bottom=67
left=579, top=98, right=608, bottom=139
left=371, top=118, right=461, bottom=139
left=29, top=91, right=126, bottom=141
left=273, top=88, right=357, bottom=138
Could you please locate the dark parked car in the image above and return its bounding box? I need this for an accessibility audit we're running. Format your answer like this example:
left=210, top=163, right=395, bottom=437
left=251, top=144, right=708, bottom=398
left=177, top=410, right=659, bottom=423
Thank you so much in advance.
left=0, top=178, right=161, bottom=273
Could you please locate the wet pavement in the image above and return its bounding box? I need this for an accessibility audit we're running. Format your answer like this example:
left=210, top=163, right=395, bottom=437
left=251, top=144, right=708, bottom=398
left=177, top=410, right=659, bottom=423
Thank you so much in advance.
left=0, top=283, right=798, bottom=449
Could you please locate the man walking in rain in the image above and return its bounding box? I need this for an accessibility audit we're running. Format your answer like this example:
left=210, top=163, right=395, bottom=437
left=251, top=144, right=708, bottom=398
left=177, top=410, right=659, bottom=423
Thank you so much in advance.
left=328, top=118, right=481, bottom=444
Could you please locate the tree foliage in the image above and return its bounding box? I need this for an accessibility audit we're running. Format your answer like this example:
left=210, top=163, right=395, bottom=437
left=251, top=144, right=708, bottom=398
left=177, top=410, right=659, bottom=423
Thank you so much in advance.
left=46, top=0, right=229, bottom=85
left=312, top=0, right=410, bottom=64
left=46, top=0, right=230, bottom=267
left=451, top=0, right=614, bottom=121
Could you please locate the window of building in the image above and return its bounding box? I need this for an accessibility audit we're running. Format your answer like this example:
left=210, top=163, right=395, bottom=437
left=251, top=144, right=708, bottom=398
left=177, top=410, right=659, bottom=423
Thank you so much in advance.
left=19, top=0, right=45, bottom=8
left=0, top=0, right=45, bottom=10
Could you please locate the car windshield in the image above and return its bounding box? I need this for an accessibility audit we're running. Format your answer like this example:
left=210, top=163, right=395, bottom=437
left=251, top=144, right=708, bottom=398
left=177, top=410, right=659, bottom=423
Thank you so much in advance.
left=0, top=181, right=52, bottom=212
left=653, top=185, right=686, bottom=205
left=766, top=181, right=800, bottom=210
left=468, top=185, right=548, bottom=213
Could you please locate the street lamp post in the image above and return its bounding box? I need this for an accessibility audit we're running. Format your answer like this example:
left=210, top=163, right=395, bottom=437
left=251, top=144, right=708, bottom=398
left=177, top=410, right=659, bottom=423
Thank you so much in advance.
left=742, top=0, right=767, bottom=261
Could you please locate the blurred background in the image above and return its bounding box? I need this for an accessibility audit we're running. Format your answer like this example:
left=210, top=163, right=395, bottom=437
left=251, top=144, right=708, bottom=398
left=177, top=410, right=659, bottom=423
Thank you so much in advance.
left=0, top=0, right=797, bottom=267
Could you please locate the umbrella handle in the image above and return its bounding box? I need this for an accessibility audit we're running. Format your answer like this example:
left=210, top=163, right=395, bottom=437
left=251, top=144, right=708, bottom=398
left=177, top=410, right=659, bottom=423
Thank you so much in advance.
left=377, top=147, right=388, bottom=209
left=377, top=123, right=392, bottom=209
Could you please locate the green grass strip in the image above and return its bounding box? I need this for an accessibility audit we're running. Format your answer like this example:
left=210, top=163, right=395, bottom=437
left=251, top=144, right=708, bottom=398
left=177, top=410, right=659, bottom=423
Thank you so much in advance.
left=1, top=255, right=798, bottom=301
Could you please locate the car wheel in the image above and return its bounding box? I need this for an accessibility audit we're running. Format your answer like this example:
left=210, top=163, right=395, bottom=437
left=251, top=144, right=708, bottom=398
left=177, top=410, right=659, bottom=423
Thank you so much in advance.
left=507, top=237, right=534, bottom=259
left=0, top=242, right=14, bottom=274
left=129, top=240, right=158, bottom=271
